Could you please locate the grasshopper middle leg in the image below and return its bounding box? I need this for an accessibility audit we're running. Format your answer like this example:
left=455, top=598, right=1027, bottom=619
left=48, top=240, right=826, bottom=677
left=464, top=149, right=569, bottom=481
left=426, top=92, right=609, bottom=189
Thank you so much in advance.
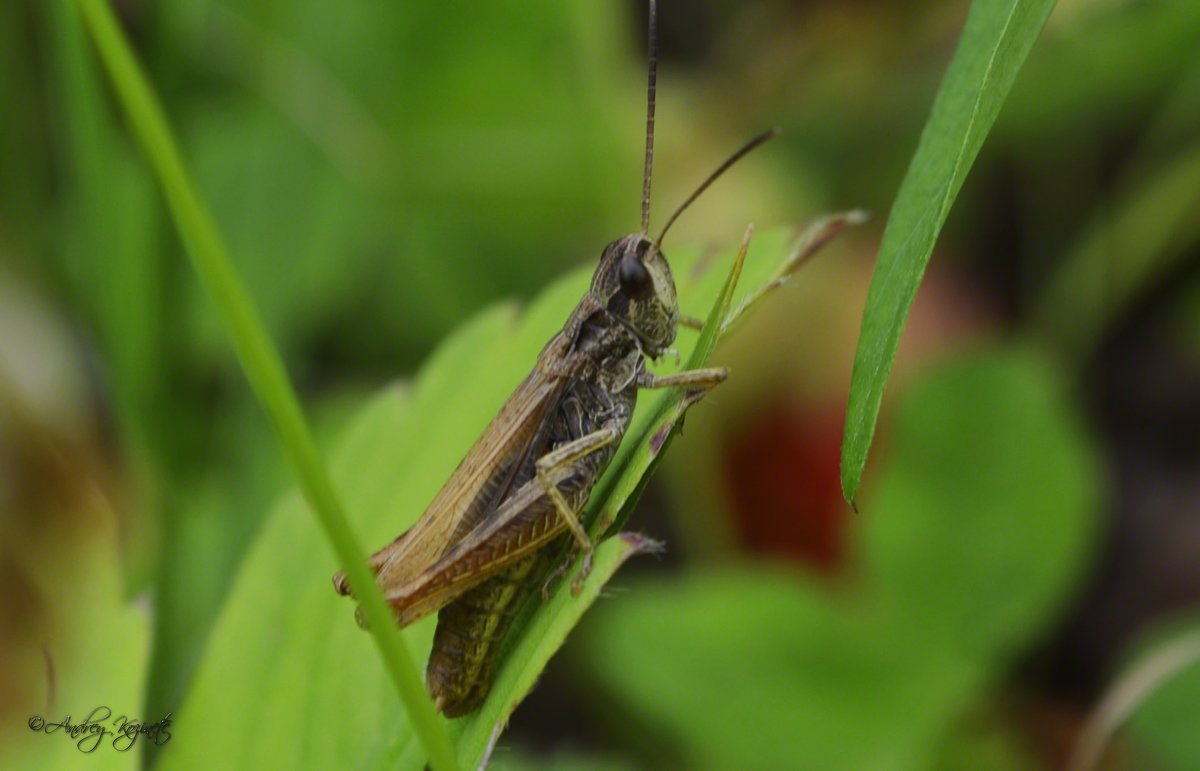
left=636, top=367, right=728, bottom=391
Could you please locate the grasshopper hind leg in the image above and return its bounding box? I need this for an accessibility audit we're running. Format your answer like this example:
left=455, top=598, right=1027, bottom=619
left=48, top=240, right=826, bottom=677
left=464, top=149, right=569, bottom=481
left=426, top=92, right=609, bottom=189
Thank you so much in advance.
left=533, top=425, right=621, bottom=595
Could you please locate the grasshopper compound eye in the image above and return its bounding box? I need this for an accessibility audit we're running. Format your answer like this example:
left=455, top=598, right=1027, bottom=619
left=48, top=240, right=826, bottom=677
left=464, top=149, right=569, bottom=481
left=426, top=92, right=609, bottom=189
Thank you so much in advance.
left=618, top=255, right=654, bottom=300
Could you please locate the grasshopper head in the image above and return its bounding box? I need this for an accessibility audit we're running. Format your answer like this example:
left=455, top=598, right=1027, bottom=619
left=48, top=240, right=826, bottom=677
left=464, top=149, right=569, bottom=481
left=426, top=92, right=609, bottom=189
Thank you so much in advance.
left=592, top=234, right=679, bottom=357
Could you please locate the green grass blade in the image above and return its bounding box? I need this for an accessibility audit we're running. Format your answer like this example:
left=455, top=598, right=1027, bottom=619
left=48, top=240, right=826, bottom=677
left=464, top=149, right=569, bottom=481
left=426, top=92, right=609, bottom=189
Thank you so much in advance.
left=69, top=1, right=457, bottom=768
left=840, top=0, right=1056, bottom=506
left=448, top=219, right=858, bottom=766
left=443, top=230, right=756, bottom=767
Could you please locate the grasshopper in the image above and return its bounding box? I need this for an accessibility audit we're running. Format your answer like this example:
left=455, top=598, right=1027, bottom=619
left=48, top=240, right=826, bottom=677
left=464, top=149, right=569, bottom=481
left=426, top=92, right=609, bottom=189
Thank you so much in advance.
left=334, top=0, right=775, bottom=717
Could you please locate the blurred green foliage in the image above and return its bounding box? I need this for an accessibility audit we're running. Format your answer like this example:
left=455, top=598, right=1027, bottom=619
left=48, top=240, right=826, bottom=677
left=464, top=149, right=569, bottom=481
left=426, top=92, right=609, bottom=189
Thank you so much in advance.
left=580, top=347, right=1098, bottom=770
left=2, top=0, right=1199, bottom=769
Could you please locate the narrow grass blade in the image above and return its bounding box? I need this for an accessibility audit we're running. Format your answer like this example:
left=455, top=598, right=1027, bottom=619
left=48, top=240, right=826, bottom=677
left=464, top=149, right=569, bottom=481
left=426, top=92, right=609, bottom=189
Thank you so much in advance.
left=69, top=1, right=457, bottom=767
left=840, top=0, right=1056, bottom=506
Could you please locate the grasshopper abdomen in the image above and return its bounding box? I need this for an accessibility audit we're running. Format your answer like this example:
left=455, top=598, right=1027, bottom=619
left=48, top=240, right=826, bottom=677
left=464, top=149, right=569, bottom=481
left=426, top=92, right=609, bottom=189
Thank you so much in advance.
left=427, top=373, right=638, bottom=716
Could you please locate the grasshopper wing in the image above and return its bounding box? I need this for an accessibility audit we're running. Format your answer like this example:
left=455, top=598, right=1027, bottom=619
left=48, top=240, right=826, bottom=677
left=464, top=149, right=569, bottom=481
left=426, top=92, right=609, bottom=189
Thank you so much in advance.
left=332, top=344, right=570, bottom=623
left=380, top=465, right=575, bottom=626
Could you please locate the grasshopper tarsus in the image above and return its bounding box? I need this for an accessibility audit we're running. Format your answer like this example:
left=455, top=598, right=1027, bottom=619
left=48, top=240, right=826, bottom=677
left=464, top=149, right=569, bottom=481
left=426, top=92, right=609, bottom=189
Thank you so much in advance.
left=570, top=550, right=595, bottom=597
left=538, top=542, right=594, bottom=601
left=540, top=551, right=572, bottom=601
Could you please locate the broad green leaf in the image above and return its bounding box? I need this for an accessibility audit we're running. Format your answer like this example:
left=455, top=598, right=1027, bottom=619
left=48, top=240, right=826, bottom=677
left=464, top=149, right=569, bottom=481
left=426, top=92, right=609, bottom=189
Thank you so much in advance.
left=159, top=221, right=853, bottom=770
left=156, top=307, right=515, bottom=771
left=581, top=568, right=980, bottom=771
left=841, top=0, right=1056, bottom=505
left=863, top=346, right=1101, bottom=664
left=580, top=345, right=1099, bottom=770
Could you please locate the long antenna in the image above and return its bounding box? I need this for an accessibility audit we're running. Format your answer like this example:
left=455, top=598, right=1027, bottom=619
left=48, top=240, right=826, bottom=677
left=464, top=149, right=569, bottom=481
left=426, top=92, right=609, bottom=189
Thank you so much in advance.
left=654, top=127, right=780, bottom=250
left=640, top=0, right=658, bottom=234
